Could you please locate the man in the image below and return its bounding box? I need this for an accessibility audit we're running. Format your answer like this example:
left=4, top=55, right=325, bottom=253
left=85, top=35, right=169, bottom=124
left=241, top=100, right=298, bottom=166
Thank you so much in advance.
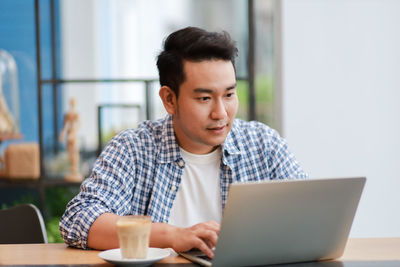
left=59, top=27, right=307, bottom=259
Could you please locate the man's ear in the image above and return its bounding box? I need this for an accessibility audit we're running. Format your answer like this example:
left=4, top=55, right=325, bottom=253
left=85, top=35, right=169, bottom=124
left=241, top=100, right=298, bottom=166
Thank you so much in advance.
left=159, top=86, right=177, bottom=115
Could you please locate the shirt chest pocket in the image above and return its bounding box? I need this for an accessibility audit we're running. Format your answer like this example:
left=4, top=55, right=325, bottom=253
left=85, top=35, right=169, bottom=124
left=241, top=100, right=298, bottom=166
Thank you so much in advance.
left=144, top=162, right=183, bottom=222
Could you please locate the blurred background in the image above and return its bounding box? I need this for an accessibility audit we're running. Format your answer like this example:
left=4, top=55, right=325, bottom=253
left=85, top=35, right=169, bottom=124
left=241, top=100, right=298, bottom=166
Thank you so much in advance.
left=0, top=0, right=399, bottom=242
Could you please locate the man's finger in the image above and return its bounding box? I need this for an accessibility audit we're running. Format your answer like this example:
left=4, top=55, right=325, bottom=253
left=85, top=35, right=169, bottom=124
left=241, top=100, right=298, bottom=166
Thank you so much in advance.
left=195, top=238, right=214, bottom=259
left=204, top=239, right=215, bottom=250
left=196, top=221, right=220, bottom=234
left=196, top=229, right=218, bottom=247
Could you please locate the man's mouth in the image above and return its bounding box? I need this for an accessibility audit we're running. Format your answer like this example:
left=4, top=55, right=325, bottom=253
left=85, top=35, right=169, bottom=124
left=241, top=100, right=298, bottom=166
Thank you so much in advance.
left=207, top=124, right=227, bottom=133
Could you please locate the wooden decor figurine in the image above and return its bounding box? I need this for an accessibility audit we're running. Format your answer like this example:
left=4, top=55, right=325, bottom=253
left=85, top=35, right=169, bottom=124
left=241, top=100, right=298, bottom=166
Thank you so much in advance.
left=0, top=73, right=17, bottom=134
left=59, top=98, right=83, bottom=182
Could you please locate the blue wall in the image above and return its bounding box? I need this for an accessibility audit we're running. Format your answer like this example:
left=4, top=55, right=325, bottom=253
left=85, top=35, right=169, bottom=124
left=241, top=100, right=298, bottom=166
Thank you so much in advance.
left=0, top=0, right=61, bottom=147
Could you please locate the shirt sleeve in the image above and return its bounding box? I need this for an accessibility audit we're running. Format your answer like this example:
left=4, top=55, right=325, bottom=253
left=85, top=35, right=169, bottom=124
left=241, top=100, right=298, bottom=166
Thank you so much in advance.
left=59, top=136, right=136, bottom=249
left=267, top=128, right=308, bottom=180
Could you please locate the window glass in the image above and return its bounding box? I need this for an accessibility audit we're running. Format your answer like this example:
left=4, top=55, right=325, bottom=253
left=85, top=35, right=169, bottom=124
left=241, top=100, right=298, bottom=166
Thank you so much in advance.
left=255, top=0, right=276, bottom=127
left=59, top=0, right=250, bottom=125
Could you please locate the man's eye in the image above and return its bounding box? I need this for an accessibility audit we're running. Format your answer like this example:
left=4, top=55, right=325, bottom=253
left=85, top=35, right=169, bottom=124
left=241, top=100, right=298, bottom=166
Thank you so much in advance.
left=226, top=93, right=235, bottom=98
left=198, top=97, right=210, bottom=101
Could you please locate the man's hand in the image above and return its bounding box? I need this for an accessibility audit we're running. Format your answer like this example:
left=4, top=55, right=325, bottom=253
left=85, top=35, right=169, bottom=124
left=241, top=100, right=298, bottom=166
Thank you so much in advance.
left=170, top=221, right=220, bottom=259
left=150, top=221, right=220, bottom=259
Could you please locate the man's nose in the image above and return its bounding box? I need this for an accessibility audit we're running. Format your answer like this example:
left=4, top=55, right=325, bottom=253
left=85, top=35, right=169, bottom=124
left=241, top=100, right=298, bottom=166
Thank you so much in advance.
left=210, top=99, right=228, bottom=120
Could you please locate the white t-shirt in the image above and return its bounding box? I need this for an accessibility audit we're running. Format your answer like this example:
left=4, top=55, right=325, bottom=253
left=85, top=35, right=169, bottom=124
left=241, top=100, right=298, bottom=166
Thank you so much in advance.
left=168, top=147, right=222, bottom=228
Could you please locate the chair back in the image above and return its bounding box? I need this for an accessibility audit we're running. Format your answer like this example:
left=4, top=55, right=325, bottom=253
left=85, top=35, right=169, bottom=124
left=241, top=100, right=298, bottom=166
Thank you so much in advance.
left=0, top=203, right=48, bottom=244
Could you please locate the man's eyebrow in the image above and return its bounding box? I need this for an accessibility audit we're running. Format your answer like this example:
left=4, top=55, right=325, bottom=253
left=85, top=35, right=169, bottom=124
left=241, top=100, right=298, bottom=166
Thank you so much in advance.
left=193, top=83, right=237, bottom=93
left=226, top=83, right=237, bottom=90
left=194, top=88, right=213, bottom=94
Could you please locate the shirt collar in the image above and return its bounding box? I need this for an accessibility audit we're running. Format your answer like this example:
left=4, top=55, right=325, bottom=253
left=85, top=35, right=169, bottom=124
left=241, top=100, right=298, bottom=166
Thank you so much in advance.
left=221, top=119, right=245, bottom=156
left=157, top=115, right=182, bottom=164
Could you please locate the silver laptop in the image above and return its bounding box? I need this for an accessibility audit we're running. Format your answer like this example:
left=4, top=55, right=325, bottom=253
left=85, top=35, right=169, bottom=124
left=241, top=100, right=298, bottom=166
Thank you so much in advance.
left=180, top=177, right=366, bottom=267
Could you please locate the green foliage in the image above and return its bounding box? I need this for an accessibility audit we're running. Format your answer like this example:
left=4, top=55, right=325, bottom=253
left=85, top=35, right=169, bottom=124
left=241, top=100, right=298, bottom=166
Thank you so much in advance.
left=45, top=187, right=79, bottom=217
left=236, top=79, right=249, bottom=121
left=236, top=75, right=275, bottom=126
left=255, top=74, right=274, bottom=104
left=46, top=216, right=64, bottom=243
left=44, top=187, right=79, bottom=243
left=1, top=191, right=38, bottom=210
left=101, top=129, right=119, bottom=148
left=255, top=74, right=275, bottom=126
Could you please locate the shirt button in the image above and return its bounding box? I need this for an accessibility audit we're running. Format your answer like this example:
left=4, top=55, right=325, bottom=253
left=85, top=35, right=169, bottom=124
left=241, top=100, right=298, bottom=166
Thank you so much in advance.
left=171, top=185, right=177, bottom=192
left=177, top=160, right=184, bottom=167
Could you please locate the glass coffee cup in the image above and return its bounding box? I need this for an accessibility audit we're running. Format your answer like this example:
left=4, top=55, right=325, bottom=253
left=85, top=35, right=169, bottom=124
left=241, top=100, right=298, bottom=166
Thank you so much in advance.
left=116, top=215, right=151, bottom=259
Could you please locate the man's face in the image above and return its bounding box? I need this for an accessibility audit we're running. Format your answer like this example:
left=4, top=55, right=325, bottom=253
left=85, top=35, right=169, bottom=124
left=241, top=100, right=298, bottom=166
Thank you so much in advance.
left=171, top=59, right=238, bottom=154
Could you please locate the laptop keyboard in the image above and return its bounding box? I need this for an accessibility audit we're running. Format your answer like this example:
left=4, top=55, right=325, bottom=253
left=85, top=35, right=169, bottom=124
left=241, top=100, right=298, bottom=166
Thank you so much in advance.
left=198, top=255, right=212, bottom=261
left=182, top=249, right=213, bottom=263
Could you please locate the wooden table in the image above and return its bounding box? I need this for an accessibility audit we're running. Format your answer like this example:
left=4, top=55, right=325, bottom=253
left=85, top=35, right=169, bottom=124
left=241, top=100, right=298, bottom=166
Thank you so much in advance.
left=0, top=238, right=399, bottom=266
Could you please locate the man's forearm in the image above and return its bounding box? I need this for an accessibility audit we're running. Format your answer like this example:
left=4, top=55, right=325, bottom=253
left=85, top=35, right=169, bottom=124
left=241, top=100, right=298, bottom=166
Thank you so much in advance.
left=149, top=222, right=175, bottom=248
left=87, top=212, right=120, bottom=250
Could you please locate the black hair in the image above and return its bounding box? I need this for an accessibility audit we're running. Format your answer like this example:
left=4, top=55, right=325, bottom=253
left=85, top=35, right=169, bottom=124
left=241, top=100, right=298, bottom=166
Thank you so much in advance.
left=156, top=27, right=238, bottom=97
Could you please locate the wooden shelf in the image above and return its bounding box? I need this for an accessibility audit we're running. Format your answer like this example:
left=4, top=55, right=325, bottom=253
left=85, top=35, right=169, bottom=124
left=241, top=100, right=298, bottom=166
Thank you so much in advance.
left=0, top=178, right=39, bottom=188
left=43, top=178, right=82, bottom=187
left=0, top=177, right=82, bottom=188
left=0, top=133, right=23, bottom=142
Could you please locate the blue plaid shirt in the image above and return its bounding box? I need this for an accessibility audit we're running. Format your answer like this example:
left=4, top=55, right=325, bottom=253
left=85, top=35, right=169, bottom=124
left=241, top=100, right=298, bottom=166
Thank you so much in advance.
left=59, top=115, right=307, bottom=248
